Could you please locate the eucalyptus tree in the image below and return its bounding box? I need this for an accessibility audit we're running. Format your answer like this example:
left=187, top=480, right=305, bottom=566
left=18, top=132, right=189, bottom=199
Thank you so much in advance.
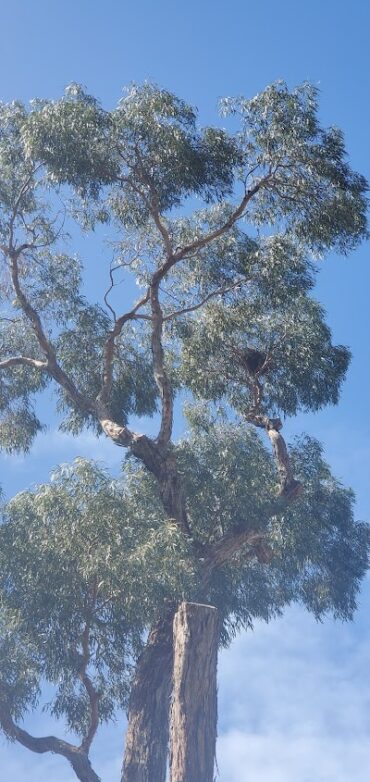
left=0, top=81, right=368, bottom=782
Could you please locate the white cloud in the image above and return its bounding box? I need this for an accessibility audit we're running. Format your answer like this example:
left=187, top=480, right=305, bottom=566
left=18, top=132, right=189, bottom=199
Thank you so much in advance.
left=216, top=592, right=370, bottom=781
left=217, top=731, right=370, bottom=782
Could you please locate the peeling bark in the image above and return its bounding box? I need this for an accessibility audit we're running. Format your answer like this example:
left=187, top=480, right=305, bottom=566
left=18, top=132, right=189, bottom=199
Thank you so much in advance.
left=169, top=602, right=219, bottom=782
left=265, top=419, right=303, bottom=498
left=246, top=413, right=303, bottom=498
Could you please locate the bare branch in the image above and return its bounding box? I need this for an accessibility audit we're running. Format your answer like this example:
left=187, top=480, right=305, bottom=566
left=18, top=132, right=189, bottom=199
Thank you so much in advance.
left=78, top=591, right=100, bottom=754
left=98, top=170, right=272, bottom=438
left=172, top=175, right=272, bottom=264
left=134, top=147, right=174, bottom=258
left=246, top=413, right=303, bottom=499
left=150, top=204, right=173, bottom=258
left=0, top=356, right=48, bottom=370
left=79, top=670, right=99, bottom=754
left=0, top=687, right=101, bottom=782
left=162, top=278, right=251, bottom=322
left=103, top=262, right=121, bottom=321
left=98, top=290, right=151, bottom=405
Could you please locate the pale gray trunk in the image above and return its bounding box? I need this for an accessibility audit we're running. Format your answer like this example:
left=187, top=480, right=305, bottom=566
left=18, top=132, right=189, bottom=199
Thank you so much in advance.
left=169, top=602, right=219, bottom=782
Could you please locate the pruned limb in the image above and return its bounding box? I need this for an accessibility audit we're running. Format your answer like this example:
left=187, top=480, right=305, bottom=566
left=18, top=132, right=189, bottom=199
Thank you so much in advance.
left=0, top=689, right=101, bottom=782
left=169, top=603, right=219, bottom=782
left=0, top=356, right=48, bottom=370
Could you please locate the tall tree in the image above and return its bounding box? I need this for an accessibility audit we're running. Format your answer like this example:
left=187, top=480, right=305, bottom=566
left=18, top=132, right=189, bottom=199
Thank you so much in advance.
left=0, top=81, right=368, bottom=780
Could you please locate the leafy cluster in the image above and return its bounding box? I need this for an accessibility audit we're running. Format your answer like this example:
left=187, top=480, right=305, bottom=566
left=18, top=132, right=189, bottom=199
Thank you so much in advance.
left=0, top=459, right=194, bottom=733
left=221, top=82, right=368, bottom=252
left=0, top=81, right=367, bottom=450
left=176, top=414, right=370, bottom=641
left=1, top=422, right=368, bottom=736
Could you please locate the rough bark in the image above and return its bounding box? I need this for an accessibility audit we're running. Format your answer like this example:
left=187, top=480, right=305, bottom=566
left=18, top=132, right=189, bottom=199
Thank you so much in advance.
left=169, top=602, right=219, bottom=782
left=159, top=453, right=193, bottom=538
left=121, top=456, right=192, bottom=782
left=121, top=610, right=174, bottom=782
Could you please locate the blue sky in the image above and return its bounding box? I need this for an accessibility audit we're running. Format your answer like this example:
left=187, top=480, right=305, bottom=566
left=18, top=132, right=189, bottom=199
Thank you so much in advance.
left=0, top=1, right=370, bottom=780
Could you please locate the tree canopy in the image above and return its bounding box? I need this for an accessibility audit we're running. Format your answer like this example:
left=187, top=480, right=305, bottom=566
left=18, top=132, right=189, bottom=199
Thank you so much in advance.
left=0, top=80, right=368, bottom=782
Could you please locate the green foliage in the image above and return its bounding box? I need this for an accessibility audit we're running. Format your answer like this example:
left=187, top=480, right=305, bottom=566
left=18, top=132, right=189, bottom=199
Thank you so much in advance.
left=0, top=80, right=368, bottom=748
left=0, top=405, right=43, bottom=453
left=0, top=613, right=41, bottom=720
left=0, top=80, right=367, bottom=452
left=25, top=83, right=241, bottom=215
left=25, top=85, right=118, bottom=197
left=176, top=414, right=370, bottom=642
left=1, top=430, right=367, bottom=735
left=0, top=102, right=35, bottom=239
left=177, top=416, right=276, bottom=544
left=178, top=293, right=350, bottom=417
left=0, top=459, right=195, bottom=732
left=221, top=82, right=368, bottom=252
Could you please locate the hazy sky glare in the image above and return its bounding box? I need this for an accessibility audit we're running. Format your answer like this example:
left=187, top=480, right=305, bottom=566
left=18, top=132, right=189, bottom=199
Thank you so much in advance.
left=0, top=2, right=370, bottom=780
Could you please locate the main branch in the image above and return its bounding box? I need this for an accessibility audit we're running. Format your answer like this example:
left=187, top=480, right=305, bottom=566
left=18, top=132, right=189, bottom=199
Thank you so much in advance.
left=150, top=279, right=173, bottom=446
left=8, top=247, right=92, bottom=414
left=0, top=689, right=101, bottom=782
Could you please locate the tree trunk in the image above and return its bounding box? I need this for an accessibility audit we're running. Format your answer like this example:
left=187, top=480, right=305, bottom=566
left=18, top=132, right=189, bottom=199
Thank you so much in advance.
left=169, top=602, right=219, bottom=782
left=121, top=609, right=174, bottom=782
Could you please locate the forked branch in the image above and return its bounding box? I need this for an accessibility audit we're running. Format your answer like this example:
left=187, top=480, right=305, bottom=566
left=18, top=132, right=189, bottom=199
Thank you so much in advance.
left=0, top=687, right=101, bottom=782
left=98, top=290, right=151, bottom=405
